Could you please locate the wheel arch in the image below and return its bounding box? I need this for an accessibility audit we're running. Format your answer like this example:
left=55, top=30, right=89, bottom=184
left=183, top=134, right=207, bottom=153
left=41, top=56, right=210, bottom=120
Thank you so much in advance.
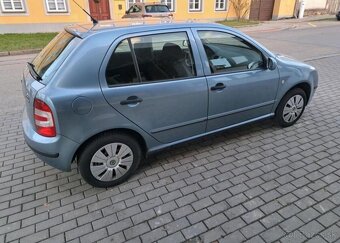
left=276, top=81, right=312, bottom=112
left=291, top=82, right=311, bottom=104
left=72, top=128, right=148, bottom=164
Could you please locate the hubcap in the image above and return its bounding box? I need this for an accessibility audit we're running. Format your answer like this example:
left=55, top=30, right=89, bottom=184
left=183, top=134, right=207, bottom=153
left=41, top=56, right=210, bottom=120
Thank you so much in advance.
left=282, top=94, right=304, bottom=123
left=90, top=143, right=133, bottom=182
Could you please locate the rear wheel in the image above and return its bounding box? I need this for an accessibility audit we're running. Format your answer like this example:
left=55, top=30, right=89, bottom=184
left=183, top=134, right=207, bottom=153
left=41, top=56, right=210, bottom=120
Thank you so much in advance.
left=275, top=88, right=307, bottom=127
left=78, top=133, right=142, bottom=188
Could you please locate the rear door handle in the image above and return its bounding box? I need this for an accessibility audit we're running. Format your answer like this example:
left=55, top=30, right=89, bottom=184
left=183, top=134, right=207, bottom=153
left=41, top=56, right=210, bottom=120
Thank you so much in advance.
left=120, top=96, right=143, bottom=105
left=210, top=83, right=226, bottom=91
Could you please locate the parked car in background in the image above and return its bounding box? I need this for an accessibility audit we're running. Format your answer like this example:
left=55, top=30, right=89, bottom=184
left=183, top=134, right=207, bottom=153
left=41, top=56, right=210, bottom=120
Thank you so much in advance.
left=22, top=21, right=318, bottom=188
left=122, top=3, right=172, bottom=19
left=336, top=11, right=340, bottom=20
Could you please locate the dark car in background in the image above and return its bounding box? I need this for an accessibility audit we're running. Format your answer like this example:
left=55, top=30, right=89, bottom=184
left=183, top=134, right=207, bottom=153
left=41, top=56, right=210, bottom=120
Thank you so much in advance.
left=122, top=3, right=172, bottom=19
left=336, top=11, right=340, bottom=20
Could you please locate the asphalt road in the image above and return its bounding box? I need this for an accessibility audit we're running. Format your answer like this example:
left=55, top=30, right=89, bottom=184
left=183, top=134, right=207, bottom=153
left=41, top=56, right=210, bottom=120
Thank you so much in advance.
left=0, top=23, right=340, bottom=243
left=248, top=24, right=340, bottom=61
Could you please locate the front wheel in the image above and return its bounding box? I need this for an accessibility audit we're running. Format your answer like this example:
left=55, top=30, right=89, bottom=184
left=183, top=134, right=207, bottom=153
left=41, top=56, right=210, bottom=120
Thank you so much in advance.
left=78, top=133, right=142, bottom=188
left=275, top=88, right=307, bottom=127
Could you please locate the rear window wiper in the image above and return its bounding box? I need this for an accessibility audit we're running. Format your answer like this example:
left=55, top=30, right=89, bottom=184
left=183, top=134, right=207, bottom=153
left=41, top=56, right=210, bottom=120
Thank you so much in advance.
left=27, top=62, right=42, bottom=81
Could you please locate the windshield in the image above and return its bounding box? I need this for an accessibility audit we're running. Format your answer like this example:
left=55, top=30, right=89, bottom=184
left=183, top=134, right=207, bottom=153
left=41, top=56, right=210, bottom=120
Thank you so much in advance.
left=32, top=31, right=75, bottom=81
left=145, top=5, right=169, bottom=13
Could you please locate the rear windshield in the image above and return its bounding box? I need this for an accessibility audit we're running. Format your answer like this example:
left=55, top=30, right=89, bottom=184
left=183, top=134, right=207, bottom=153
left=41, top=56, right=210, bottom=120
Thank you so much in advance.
left=32, top=31, right=76, bottom=81
left=145, top=5, right=169, bottom=13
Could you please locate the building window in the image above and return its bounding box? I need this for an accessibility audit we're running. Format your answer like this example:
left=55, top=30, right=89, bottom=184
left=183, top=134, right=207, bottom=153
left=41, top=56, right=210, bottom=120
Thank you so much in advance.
left=189, top=0, right=202, bottom=12
left=127, top=0, right=144, bottom=9
left=0, top=0, right=25, bottom=12
left=161, top=0, right=174, bottom=12
left=215, top=0, right=226, bottom=11
left=46, top=0, right=67, bottom=13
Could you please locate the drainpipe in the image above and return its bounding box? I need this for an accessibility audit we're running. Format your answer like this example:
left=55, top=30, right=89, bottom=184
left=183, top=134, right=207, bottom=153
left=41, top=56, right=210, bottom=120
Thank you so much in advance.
left=298, top=0, right=306, bottom=19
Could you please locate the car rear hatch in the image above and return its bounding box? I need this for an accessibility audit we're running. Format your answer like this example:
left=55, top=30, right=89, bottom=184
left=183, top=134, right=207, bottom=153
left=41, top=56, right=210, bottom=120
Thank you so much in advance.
left=145, top=4, right=172, bottom=17
left=22, top=30, right=81, bottom=129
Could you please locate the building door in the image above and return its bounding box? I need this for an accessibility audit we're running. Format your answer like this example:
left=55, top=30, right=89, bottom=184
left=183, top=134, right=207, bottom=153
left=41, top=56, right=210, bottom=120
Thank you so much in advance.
left=249, top=0, right=275, bottom=21
left=89, top=0, right=111, bottom=20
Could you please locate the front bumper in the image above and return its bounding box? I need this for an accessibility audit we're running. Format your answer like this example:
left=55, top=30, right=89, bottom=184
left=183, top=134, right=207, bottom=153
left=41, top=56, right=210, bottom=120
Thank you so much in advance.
left=22, top=107, right=79, bottom=171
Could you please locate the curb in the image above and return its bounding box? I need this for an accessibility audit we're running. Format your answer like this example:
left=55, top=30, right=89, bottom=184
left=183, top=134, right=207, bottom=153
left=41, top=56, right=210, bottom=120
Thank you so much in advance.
left=0, top=49, right=41, bottom=57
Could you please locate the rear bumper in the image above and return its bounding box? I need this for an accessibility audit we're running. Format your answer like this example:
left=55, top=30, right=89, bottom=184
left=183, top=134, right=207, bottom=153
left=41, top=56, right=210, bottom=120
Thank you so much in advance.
left=22, top=107, right=79, bottom=172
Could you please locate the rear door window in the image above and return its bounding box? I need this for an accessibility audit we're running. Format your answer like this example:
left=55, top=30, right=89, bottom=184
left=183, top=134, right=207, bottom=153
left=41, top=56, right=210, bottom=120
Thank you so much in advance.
left=105, top=31, right=196, bottom=86
left=131, top=32, right=196, bottom=82
left=32, top=31, right=76, bottom=82
left=105, top=39, right=138, bottom=86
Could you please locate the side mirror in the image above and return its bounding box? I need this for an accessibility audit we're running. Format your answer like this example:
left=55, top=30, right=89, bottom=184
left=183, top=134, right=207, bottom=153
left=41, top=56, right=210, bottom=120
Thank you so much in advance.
left=267, top=57, right=277, bottom=70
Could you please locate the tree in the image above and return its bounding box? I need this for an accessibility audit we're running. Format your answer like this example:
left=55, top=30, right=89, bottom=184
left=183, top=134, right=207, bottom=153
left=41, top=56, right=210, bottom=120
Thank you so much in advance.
left=229, top=0, right=251, bottom=21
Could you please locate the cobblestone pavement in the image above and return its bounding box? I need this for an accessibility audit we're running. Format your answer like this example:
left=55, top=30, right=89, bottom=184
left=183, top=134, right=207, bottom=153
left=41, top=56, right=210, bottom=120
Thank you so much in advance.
left=0, top=26, right=340, bottom=243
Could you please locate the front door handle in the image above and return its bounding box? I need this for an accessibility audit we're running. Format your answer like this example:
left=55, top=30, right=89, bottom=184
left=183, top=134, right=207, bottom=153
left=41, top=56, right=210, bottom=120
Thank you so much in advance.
left=211, top=83, right=226, bottom=91
left=120, top=96, right=143, bottom=105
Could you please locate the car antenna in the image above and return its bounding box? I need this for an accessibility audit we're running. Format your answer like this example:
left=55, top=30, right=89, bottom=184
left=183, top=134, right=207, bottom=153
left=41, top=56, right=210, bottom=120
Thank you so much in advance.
left=72, top=0, right=98, bottom=25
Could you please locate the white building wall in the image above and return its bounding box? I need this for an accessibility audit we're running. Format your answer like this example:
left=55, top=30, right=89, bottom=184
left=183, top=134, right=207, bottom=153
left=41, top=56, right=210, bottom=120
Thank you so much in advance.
left=303, top=0, right=327, bottom=9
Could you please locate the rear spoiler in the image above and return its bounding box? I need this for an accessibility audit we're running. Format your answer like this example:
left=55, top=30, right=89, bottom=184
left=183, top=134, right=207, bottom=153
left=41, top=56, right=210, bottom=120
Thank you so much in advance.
left=65, top=26, right=83, bottom=39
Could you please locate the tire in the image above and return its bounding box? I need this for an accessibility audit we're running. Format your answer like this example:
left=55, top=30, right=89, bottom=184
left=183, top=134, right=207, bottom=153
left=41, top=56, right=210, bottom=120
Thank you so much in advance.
left=275, top=88, right=307, bottom=127
left=78, top=133, right=142, bottom=188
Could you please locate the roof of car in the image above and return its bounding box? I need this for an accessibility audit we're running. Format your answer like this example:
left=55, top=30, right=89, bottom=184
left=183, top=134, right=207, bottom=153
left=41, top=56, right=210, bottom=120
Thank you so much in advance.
left=65, top=19, right=233, bottom=39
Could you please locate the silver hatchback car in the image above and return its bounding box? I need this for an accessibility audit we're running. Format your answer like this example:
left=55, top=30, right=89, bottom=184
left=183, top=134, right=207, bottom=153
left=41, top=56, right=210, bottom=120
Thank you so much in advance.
left=22, top=21, right=318, bottom=187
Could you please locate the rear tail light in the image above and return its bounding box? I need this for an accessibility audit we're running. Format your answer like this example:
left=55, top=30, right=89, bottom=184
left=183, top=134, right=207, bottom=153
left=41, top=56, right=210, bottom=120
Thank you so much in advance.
left=34, top=99, right=56, bottom=137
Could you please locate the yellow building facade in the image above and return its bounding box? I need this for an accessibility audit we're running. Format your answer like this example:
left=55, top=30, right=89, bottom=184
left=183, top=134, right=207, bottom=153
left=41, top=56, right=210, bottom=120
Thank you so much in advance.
left=272, top=0, right=296, bottom=20
left=0, top=0, right=240, bottom=33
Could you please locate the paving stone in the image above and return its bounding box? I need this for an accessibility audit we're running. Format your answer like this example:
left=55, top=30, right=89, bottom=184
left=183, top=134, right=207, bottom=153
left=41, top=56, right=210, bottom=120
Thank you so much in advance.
left=124, top=222, right=150, bottom=240
left=158, top=232, right=185, bottom=243
left=280, top=230, right=307, bottom=243
left=260, top=226, right=286, bottom=242
left=117, top=205, right=141, bottom=220
left=191, top=197, right=214, bottom=211
left=317, top=211, right=340, bottom=228
left=148, top=213, right=173, bottom=229
left=200, top=226, right=225, bottom=242
left=80, top=228, right=108, bottom=243
left=221, top=217, right=246, bottom=234
left=204, top=213, right=228, bottom=229
left=241, top=209, right=265, bottom=224
left=220, top=230, right=246, bottom=243
left=140, top=227, right=167, bottom=242
left=98, top=232, right=125, bottom=243
left=92, top=213, right=118, bottom=230
left=320, top=224, right=340, bottom=242
left=260, top=212, right=284, bottom=228
left=278, top=204, right=301, bottom=219
left=297, top=207, right=321, bottom=223
left=240, top=222, right=265, bottom=239
left=164, top=217, right=190, bottom=235
left=299, top=220, right=325, bottom=238
left=49, top=219, right=77, bottom=236
left=5, top=225, right=35, bottom=242
left=280, top=216, right=305, bottom=233
left=225, top=205, right=247, bottom=220
left=181, top=222, right=207, bottom=240
left=170, top=205, right=194, bottom=220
